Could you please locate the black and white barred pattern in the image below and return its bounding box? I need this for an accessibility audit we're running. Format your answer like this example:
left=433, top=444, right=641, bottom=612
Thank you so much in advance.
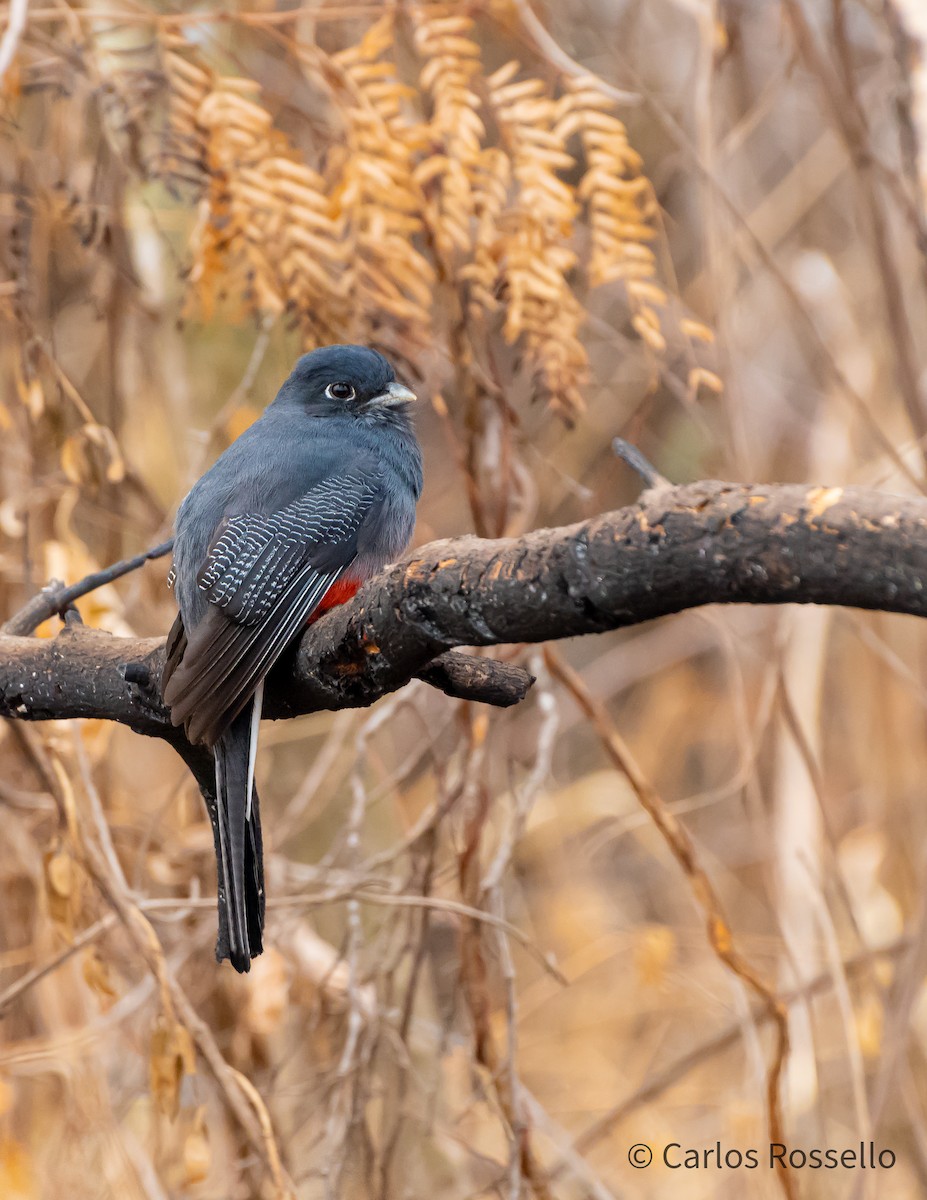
left=197, top=473, right=378, bottom=624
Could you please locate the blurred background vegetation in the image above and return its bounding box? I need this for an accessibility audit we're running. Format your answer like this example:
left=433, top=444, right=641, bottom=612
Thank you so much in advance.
left=2, top=1, right=927, bottom=1197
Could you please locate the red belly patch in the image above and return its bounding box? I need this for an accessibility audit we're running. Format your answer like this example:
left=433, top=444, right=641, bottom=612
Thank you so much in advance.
left=307, top=578, right=361, bottom=624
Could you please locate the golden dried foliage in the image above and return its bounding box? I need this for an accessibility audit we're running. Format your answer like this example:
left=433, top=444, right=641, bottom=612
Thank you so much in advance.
left=150, top=1015, right=196, bottom=1121
left=330, top=16, right=436, bottom=341
left=411, top=9, right=485, bottom=258
left=483, top=61, right=588, bottom=416
left=163, top=46, right=346, bottom=335
left=43, top=844, right=83, bottom=940
left=566, top=75, right=667, bottom=348
left=149, top=9, right=697, bottom=417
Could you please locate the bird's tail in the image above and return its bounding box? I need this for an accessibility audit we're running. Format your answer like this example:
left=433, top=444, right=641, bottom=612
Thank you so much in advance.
left=213, top=701, right=265, bottom=972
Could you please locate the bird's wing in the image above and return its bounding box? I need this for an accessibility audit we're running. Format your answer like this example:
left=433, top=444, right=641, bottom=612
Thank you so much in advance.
left=163, top=470, right=381, bottom=745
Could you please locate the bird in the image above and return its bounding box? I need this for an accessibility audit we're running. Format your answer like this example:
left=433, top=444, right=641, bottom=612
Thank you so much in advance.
left=161, top=345, right=423, bottom=972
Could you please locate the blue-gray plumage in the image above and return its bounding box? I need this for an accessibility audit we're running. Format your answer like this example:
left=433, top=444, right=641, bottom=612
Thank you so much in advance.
left=163, top=346, right=422, bottom=972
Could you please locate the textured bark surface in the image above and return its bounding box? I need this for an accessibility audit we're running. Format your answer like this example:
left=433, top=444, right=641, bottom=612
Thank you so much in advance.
left=2, top=480, right=926, bottom=747
left=275, top=478, right=927, bottom=709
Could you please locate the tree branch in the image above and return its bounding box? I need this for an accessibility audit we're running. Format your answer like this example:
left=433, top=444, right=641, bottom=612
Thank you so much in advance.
left=2, top=480, right=926, bottom=750
left=2, top=539, right=174, bottom=637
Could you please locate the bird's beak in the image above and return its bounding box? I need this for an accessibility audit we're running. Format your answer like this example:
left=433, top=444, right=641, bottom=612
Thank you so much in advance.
left=373, top=381, right=417, bottom=408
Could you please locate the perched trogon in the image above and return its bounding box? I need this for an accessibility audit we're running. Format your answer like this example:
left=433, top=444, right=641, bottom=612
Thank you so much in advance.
left=162, top=345, right=423, bottom=971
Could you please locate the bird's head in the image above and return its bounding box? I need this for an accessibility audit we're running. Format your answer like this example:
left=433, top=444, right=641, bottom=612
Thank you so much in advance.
left=275, top=345, right=417, bottom=418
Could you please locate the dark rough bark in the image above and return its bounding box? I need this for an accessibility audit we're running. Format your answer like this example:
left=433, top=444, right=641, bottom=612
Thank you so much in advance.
left=270, top=478, right=927, bottom=710
left=2, top=480, right=927, bottom=752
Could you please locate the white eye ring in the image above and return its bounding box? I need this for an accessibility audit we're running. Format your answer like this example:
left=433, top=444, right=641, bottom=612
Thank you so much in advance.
left=326, top=382, right=356, bottom=401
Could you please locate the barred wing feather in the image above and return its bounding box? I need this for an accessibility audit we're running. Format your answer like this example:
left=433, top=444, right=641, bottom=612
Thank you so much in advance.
left=164, top=471, right=380, bottom=745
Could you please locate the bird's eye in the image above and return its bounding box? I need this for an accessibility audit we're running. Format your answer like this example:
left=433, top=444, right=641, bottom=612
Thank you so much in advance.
left=326, top=381, right=356, bottom=401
